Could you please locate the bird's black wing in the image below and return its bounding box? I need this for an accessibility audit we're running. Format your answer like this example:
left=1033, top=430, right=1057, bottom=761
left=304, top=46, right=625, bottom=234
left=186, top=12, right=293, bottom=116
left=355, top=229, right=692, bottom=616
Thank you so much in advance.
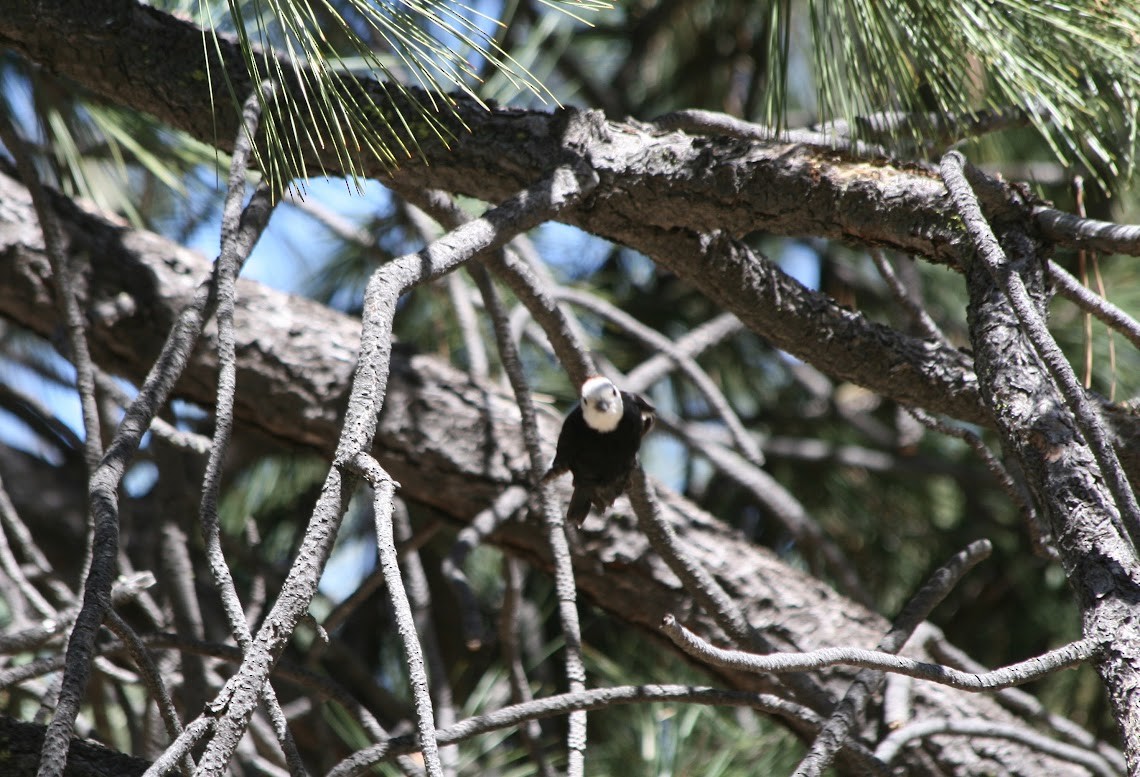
left=625, top=391, right=656, bottom=436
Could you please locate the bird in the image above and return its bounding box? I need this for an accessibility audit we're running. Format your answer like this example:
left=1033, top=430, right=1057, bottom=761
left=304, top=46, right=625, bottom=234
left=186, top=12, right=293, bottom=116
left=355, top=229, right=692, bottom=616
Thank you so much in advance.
left=547, top=375, right=655, bottom=525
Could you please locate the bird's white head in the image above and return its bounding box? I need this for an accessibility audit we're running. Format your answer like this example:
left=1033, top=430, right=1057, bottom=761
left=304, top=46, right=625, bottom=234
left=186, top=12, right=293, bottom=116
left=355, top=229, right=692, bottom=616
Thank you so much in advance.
left=580, top=376, right=623, bottom=433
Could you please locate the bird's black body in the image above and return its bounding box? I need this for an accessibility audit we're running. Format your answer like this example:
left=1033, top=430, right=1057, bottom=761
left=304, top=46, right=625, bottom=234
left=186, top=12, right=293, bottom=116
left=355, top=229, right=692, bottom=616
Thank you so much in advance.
left=550, top=383, right=654, bottom=525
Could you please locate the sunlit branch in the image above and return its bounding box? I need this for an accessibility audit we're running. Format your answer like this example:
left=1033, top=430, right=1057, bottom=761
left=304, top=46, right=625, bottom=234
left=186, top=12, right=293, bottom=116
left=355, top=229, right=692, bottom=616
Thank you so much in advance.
left=919, top=623, right=1127, bottom=773
left=350, top=452, right=444, bottom=777
left=193, top=163, right=596, bottom=771
left=792, top=540, right=992, bottom=777
left=662, top=616, right=1098, bottom=692
left=468, top=260, right=589, bottom=776
left=1035, top=207, right=1140, bottom=257
left=326, top=683, right=846, bottom=777
left=626, top=466, right=835, bottom=713
left=625, top=312, right=743, bottom=393
left=941, top=151, right=1140, bottom=549
left=391, top=500, right=460, bottom=777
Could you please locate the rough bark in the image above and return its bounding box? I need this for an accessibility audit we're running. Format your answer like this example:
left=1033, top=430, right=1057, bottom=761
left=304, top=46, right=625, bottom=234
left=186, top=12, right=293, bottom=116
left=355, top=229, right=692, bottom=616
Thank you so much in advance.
left=0, top=167, right=1101, bottom=775
left=963, top=223, right=1140, bottom=772
left=0, top=0, right=999, bottom=425
left=0, top=717, right=149, bottom=777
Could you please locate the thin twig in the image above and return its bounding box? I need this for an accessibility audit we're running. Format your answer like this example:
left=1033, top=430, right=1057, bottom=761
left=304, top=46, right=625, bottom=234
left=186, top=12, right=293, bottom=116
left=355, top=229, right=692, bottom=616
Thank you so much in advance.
left=904, top=407, right=1054, bottom=558
left=143, top=717, right=213, bottom=777
left=351, top=453, right=443, bottom=777
left=448, top=272, right=490, bottom=380
left=499, top=557, right=557, bottom=777
left=133, top=632, right=392, bottom=746
left=657, top=415, right=869, bottom=604
left=440, top=486, right=530, bottom=649
left=653, top=108, right=887, bottom=157
left=392, top=499, right=459, bottom=777
left=0, top=110, right=102, bottom=475
left=326, top=683, right=832, bottom=777
left=402, top=199, right=490, bottom=381
left=662, top=616, right=1097, bottom=691
left=1047, top=260, right=1140, bottom=352
left=791, top=539, right=992, bottom=777
left=102, top=611, right=194, bottom=777
left=875, top=717, right=1118, bottom=777
left=95, top=371, right=212, bottom=455
left=0, top=476, right=57, bottom=619
left=36, top=130, right=269, bottom=773
left=941, top=151, right=1140, bottom=549
left=626, top=466, right=835, bottom=713
left=869, top=249, right=951, bottom=346
left=625, top=312, right=743, bottom=393
left=469, top=261, right=589, bottom=775
left=400, top=187, right=595, bottom=387
left=918, top=624, right=1126, bottom=772
left=158, top=521, right=211, bottom=720
left=189, top=83, right=308, bottom=777
left=0, top=381, right=84, bottom=460
left=188, top=164, right=595, bottom=773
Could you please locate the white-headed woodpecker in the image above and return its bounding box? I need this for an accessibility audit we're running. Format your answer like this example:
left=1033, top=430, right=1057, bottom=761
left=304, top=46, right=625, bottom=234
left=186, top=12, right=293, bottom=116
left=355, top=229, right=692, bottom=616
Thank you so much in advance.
left=547, top=376, right=655, bottom=524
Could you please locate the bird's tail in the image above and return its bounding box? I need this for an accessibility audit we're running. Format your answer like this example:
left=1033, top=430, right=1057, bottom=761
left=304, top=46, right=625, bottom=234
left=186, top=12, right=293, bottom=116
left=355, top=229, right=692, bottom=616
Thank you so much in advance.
left=567, top=486, right=592, bottom=525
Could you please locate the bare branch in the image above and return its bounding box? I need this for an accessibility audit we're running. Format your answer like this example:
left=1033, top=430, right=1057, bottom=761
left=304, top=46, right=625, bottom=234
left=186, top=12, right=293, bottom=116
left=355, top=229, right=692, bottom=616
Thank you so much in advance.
left=905, top=407, right=1052, bottom=558
left=468, top=261, right=589, bottom=775
left=920, top=624, right=1127, bottom=773
left=876, top=718, right=1118, bottom=777
left=653, top=109, right=888, bottom=157
left=941, top=151, right=1140, bottom=547
left=0, top=475, right=58, bottom=620
left=0, top=105, right=102, bottom=474
left=792, top=540, right=992, bottom=777
left=1035, top=207, right=1140, bottom=257
left=657, top=416, right=869, bottom=604
left=102, top=611, right=192, bottom=777
left=326, top=683, right=833, bottom=777
left=662, top=616, right=1098, bottom=691
left=869, top=250, right=952, bottom=346
left=93, top=372, right=211, bottom=455
left=1047, top=260, right=1140, bottom=352
left=626, top=466, right=835, bottom=713
left=350, top=453, right=443, bottom=777
left=440, top=487, right=529, bottom=649
left=392, top=500, right=459, bottom=777
left=32, top=84, right=278, bottom=777
left=399, top=187, right=596, bottom=387
left=499, top=557, right=557, bottom=777
left=625, top=312, right=743, bottom=393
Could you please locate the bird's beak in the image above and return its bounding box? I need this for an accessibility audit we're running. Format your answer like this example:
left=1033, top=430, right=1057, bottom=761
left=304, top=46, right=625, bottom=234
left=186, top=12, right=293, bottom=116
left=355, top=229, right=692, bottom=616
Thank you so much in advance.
left=594, top=398, right=613, bottom=415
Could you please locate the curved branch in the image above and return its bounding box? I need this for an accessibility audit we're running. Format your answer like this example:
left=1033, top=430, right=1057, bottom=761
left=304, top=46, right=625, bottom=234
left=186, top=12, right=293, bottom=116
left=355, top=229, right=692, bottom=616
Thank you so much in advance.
left=662, top=617, right=1099, bottom=692
left=875, top=718, right=1118, bottom=777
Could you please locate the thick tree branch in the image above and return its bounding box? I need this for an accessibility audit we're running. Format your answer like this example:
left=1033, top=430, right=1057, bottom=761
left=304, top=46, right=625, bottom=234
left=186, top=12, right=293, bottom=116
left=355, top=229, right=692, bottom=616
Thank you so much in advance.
left=957, top=170, right=1140, bottom=771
